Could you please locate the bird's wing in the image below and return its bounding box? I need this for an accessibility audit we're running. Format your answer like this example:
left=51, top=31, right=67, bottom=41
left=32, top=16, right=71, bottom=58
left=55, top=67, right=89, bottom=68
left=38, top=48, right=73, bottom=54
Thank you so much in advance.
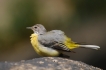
left=38, top=30, right=72, bottom=52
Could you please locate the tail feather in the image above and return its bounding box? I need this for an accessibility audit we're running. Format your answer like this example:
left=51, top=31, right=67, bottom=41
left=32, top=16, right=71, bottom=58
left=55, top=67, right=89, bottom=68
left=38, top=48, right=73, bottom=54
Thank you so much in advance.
left=79, top=45, right=100, bottom=50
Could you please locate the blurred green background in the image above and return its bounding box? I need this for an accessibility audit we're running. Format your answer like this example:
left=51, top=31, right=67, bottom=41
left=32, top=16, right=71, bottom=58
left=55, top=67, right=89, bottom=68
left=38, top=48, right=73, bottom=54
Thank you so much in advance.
left=0, top=0, right=106, bottom=69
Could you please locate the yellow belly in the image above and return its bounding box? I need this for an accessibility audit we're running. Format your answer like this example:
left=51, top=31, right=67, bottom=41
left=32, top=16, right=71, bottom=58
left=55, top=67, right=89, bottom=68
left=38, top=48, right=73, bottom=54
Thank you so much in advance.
left=30, top=33, right=60, bottom=57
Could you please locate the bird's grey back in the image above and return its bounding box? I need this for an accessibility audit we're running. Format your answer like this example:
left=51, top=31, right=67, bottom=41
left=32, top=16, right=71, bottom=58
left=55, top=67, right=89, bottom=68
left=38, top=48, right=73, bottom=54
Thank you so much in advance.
left=38, top=30, right=66, bottom=45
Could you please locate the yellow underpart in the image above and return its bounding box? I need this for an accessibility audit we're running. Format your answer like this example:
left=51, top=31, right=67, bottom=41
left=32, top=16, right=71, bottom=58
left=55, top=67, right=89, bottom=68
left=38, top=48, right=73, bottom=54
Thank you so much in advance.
left=64, top=36, right=80, bottom=49
left=30, top=33, right=59, bottom=56
left=30, top=34, right=42, bottom=56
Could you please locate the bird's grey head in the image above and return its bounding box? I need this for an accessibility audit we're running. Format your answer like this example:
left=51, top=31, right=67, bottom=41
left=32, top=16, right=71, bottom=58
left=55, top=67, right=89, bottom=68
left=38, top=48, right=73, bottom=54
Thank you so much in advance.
left=27, top=24, right=46, bottom=35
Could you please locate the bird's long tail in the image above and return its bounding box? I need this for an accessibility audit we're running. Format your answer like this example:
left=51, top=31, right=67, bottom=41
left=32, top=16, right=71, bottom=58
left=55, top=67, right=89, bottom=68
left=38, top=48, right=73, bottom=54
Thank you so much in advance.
left=79, top=45, right=100, bottom=50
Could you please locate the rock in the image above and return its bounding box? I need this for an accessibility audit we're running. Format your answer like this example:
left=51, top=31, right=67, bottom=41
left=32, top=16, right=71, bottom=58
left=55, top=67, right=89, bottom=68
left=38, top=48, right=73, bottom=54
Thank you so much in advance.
left=0, top=57, right=102, bottom=70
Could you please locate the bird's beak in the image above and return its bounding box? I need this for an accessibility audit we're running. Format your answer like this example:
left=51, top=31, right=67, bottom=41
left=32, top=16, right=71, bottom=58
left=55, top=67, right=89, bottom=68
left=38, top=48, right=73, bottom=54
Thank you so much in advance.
left=26, top=27, right=32, bottom=29
left=26, top=26, right=38, bottom=34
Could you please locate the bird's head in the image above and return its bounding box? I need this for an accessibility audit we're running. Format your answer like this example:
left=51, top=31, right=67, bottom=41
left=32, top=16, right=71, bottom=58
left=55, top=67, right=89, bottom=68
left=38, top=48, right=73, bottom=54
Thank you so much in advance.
left=26, top=24, right=46, bottom=35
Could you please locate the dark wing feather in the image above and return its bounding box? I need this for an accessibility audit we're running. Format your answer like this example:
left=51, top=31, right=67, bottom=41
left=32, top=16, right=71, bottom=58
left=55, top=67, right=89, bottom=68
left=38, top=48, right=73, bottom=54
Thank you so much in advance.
left=38, top=30, right=73, bottom=52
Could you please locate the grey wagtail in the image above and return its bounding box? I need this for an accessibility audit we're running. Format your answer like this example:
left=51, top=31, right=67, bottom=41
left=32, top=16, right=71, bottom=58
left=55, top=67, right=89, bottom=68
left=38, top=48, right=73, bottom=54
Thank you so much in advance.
left=27, top=24, right=100, bottom=57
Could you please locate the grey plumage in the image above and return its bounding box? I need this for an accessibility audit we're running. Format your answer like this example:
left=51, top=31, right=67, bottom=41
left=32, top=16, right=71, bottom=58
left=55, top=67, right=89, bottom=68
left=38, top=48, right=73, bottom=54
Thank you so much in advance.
left=38, top=30, right=65, bottom=44
left=38, top=30, right=71, bottom=52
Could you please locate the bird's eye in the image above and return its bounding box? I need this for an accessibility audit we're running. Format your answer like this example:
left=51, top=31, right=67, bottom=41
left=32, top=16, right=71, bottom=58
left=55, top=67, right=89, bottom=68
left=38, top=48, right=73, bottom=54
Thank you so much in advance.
left=34, top=27, right=37, bottom=28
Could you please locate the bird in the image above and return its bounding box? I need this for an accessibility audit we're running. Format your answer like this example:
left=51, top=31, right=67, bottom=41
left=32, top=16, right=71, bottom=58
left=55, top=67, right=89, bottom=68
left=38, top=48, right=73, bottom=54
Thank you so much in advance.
left=26, top=24, right=100, bottom=58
